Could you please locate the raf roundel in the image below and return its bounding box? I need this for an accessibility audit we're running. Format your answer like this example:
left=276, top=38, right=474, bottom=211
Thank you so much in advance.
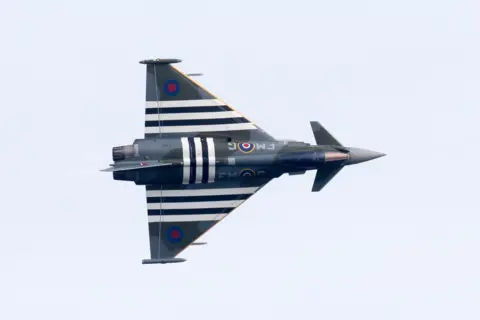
left=239, top=168, right=256, bottom=177
left=163, top=80, right=180, bottom=96
left=238, top=142, right=255, bottom=153
left=167, top=226, right=184, bottom=243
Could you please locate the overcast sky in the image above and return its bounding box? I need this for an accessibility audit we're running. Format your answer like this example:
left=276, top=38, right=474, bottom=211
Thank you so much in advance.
left=1, top=1, right=479, bottom=319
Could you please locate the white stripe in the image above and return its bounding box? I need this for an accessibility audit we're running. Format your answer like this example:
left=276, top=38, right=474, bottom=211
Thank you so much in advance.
left=148, top=214, right=227, bottom=223
left=181, top=137, right=190, bottom=184
left=145, top=111, right=241, bottom=121
left=206, top=137, right=216, bottom=183
left=145, top=99, right=224, bottom=108
left=147, top=200, right=244, bottom=210
left=146, top=187, right=259, bottom=198
left=145, top=123, right=256, bottom=134
left=193, top=137, right=203, bottom=183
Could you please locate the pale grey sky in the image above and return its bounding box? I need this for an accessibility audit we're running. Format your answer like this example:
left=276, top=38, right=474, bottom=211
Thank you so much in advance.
left=1, top=1, right=479, bottom=319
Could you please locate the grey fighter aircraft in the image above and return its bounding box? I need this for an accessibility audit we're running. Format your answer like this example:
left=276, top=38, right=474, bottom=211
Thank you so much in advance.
left=102, top=58, right=385, bottom=264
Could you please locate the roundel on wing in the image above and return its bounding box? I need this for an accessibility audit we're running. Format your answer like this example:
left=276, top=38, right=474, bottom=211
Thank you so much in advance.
left=238, top=142, right=255, bottom=153
left=167, top=226, right=184, bottom=243
left=163, top=80, right=180, bottom=96
left=239, top=168, right=256, bottom=177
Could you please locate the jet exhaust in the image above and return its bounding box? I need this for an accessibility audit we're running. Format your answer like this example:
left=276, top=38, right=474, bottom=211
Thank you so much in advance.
left=112, top=144, right=137, bottom=161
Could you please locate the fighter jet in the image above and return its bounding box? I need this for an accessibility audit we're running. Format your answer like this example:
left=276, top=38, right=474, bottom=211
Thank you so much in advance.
left=102, top=58, right=385, bottom=264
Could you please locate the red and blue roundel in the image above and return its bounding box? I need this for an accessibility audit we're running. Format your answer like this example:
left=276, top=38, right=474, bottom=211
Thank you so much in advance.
left=239, top=168, right=256, bottom=177
left=164, top=80, right=180, bottom=96
left=238, top=142, right=255, bottom=153
left=167, top=226, right=183, bottom=243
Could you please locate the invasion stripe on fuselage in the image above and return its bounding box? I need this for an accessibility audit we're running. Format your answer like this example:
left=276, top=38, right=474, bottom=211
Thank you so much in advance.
left=201, top=137, right=208, bottom=183
left=206, top=137, right=216, bottom=183
left=180, top=137, right=190, bottom=184
left=148, top=214, right=227, bottom=223
left=188, top=137, right=196, bottom=184
left=193, top=137, right=203, bottom=184
left=145, top=106, right=232, bottom=114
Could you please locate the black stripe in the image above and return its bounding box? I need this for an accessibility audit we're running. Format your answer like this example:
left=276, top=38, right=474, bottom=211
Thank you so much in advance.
left=147, top=194, right=251, bottom=203
left=145, top=118, right=249, bottom=127
left=188, top=137, right=195, bottom=184
left=145, top=106, right=232, bottom=114
left=146, top=180, right=267, bottom=190
left=201, top=137, right=208, bottom=183
left=145, top=121, right=160, bottom=127
left=148, top=208, right=233, bottom=216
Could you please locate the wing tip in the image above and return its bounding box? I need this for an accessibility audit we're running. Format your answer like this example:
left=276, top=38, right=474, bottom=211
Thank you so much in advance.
left=142, top=258, right=186, bottom=265
left=139, top=58, right=182, bottom=65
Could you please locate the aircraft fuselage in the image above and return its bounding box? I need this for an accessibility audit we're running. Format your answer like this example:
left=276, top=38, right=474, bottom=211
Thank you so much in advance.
left=112, top=137, right=348, bottom=185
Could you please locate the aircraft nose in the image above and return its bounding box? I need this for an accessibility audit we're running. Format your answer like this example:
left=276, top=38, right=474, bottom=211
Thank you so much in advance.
left=344, top=147, right=386, bottom=165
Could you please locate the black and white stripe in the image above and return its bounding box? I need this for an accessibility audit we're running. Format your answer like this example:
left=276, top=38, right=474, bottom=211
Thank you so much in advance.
left=206, top=137, right=216, bottom=182
left=144, top=99, right=257, bottom=134
left=145, top=186, right=261, bottom=222
left=180, top=137, right=216, bottom=184
left=180, top=137, right=190, bottom=184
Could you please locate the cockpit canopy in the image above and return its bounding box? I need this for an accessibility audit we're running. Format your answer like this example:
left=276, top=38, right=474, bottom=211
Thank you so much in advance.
left=280, top=140, right=311, bottom=147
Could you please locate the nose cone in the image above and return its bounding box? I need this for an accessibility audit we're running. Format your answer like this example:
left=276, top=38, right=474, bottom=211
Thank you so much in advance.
left=344, top=147, right=386, bottom=165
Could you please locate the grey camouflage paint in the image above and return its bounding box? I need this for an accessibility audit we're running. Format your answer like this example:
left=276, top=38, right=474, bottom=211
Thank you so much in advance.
left=103, top=59, right=385, bottom=264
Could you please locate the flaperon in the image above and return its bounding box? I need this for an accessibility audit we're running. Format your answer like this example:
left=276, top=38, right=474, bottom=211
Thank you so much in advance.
left=102, top=58, right=386, bottom=264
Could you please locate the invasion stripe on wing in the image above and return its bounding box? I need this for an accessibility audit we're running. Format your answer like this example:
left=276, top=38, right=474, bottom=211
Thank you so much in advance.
left=146, top=194, right=251, bottom=203
left=145, top=106, right=232, bottom=114
left=147, top=208, right=233, bottom=216
left=145, top=123, right=257, bottom=134
left=145, top=117, right=249, bottom=127
left=145, top=111, right=241, bottom=121
left=147, top=200, right=244, bottom=210
left=145, top=99, right=224, bottom=108
left=148, top=214, right=227, bottom=223
left=146, top=187, right=259, bottom=197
